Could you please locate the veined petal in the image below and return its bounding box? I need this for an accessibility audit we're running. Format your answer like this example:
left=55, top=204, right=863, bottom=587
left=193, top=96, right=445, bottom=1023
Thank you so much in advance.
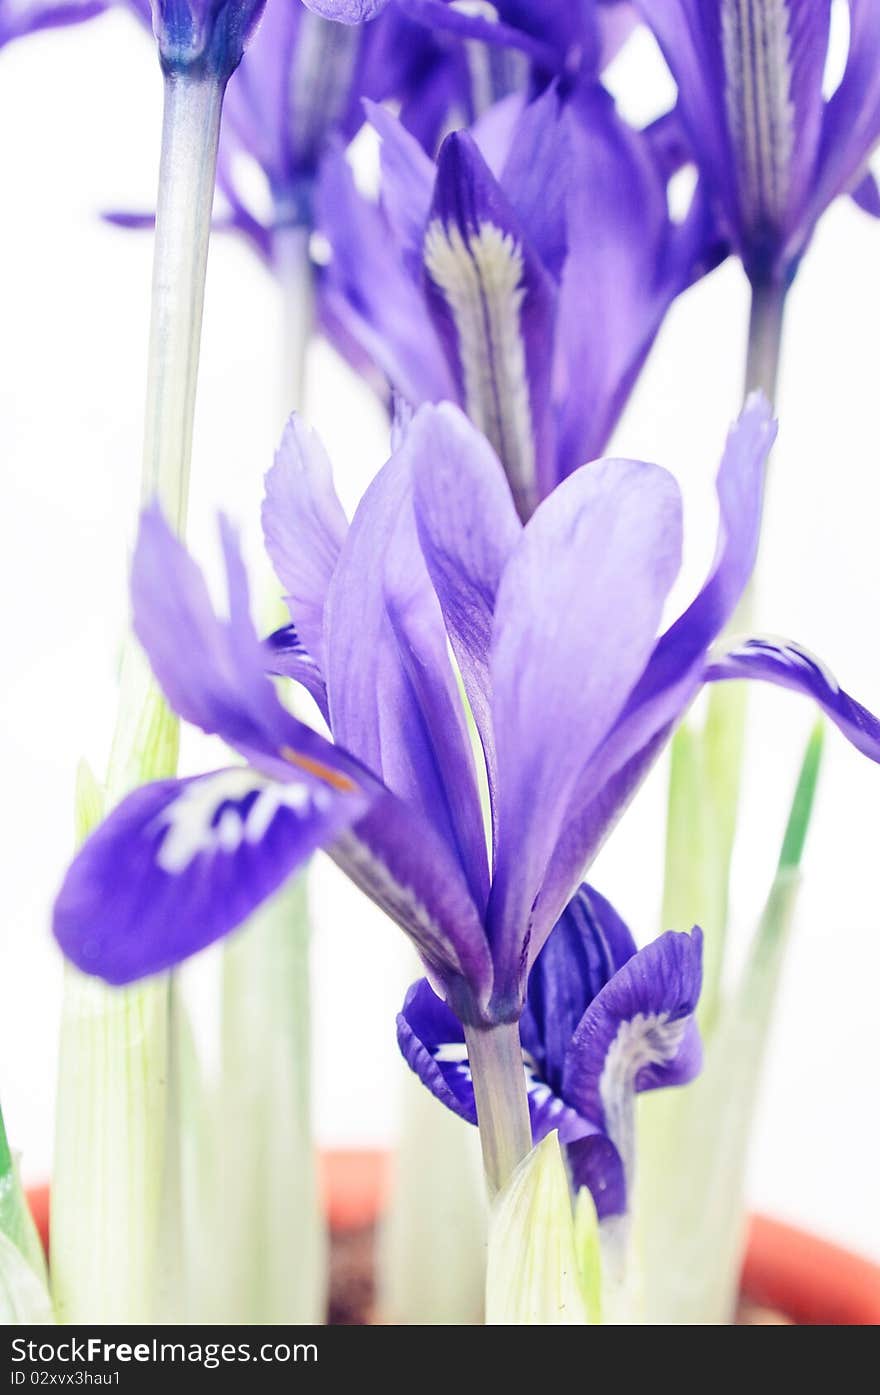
left=54, top=764, right=369, bottom=984
left=704, top=636, right=880, bottom=761
left=132, top=507, right=352, bottom=783
left=315, top=146, right=454, bottom=406
left=423, top=131, right=556, bottom=521
left=339, top=806, right=492, bottom=1020
left=262, top=414, right=348, bottom=676
left=535, top=395, right=776, bottom=931
left=521, top=885, right=637, bottom=1099
left=719, top=0, right=830, bottom=262
left=487, top=457, right=683, bottom=1015
left=555, top=85, right=725, bottom=484
left=325, top=445, right=489, bottom=906
left=367, top=101, right=436, bottom=275
left=498, top=86, right=571, bottom=282
left=562, top=929, right=703, bottom=1182
left=406, top=403, right=521, bottom=841
left=636, top=0, right=831, bottom=275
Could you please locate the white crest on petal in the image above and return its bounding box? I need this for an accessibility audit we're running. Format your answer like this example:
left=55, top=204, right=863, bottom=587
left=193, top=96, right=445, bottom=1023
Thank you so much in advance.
left=335, top=829, right=467, bottom=975
left=154, top=768, right=331, bottom=874
left=721, top=0, right=795, bottom=230
left=599, top=1011, right=688, bottom=1182
left=424, top=216, right=536, bottom=512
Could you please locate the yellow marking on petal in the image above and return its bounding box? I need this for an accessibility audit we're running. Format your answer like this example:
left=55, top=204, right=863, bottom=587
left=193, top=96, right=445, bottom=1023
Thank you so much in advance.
left=280, top=745, right=357, bottom=793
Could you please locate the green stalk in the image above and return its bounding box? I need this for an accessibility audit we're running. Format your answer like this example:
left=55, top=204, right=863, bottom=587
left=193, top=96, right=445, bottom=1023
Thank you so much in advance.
left=662, top=272, right=788, bottom=1029
left=275, top=220, right=314, bottom=419
left=640, top=724, right=824, bottom=1324
left=378, top=1038, right=486, bottom=1324
left=214, top=880, right=327, bottom=1322
left=463, top=1021, right=531, bottom=1197
left=51, top=68, right=227, bottom=1324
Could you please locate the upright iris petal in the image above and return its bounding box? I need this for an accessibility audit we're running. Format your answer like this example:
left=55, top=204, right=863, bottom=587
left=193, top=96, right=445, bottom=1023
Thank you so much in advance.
left=423, top=129, right=558, bottom=520
left=635, top=0, right=880, bottom=281
left=319, top=83, right=721, bottom=511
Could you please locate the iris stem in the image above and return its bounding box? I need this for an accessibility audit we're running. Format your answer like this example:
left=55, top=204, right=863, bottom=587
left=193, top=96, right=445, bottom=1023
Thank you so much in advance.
left=275, top=220, right=314, bottom=420
left=52, top=67, right=228, bottom=1323
left=142, top=71, right=225, bottom=531
left=463, top=1021, right=531, bottom=1197
left=744, top=275, right=787, bottom=405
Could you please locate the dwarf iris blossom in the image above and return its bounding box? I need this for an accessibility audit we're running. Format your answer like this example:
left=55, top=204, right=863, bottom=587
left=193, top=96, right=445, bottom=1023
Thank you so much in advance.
left=634, top=0, right=880, bottom=290
left=54, top=396, right=880, bottom=1037
left=318, top=84, right=722, bottom=520
left=399, top=884, right=703, bottom=1219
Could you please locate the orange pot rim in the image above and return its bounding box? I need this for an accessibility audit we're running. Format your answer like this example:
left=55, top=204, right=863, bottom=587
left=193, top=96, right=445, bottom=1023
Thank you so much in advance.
left=26, top=1158, right=880, bottom=1325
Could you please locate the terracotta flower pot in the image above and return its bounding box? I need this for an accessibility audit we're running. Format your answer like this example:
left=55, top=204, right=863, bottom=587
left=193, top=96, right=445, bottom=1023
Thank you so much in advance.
left=25, top=1158, right=880, bottom=1324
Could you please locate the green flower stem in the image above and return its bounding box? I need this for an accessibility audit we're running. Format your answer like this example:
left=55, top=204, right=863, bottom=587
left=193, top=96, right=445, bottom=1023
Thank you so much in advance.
left=51, top=69, right=228, bottom=1324
left=275, top=221, right=314, bottom=420
left=463, top=1021, right=532, bottom=1197
left=662, top=272, right=787, bottom=1029
left=141, top=72, right=225, bottom=531
left=744, top=275, right=787, bottom=404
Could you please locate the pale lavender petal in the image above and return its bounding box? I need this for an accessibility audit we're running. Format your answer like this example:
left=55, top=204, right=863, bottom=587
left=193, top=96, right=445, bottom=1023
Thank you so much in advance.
left=405, top=402, right=521, bottom=839
left=498, top=85, right=571, bottom=281
left=132, top=506, right=359, bottom=785
left=535, top=395, right=776, bottom=931
left=261, top=414, right=348, bottom=675
left=487, top=457, right=683, bottom=1015
left=554, top=85, right=721, bottom=480
left=366, top=100, right=436, bottom=274
left=324, top=447, right=489, bottom=906
left=316, top=145, right=453, bottom=405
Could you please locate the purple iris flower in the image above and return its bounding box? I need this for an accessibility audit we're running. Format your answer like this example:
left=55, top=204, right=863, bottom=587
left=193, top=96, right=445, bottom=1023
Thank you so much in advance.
left=0, top=0, right=106, bottom=46
left=633, top=0, right=880, bottom=286
left=318, top=83, right=722, bottom=519
left=53, top=396, right=880, bottom=1028
left=398, top=886, right=702, bottom=1217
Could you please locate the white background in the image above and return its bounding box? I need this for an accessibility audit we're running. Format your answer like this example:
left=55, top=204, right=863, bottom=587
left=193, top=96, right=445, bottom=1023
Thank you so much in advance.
left=0, top=12, right=878, bottom=1259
